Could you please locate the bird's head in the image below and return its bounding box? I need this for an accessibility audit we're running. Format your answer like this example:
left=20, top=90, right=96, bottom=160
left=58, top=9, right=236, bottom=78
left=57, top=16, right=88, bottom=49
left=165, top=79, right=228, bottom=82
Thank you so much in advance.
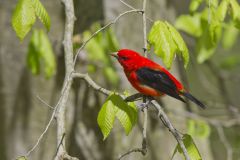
left=111, top=49, right=142, bottom=71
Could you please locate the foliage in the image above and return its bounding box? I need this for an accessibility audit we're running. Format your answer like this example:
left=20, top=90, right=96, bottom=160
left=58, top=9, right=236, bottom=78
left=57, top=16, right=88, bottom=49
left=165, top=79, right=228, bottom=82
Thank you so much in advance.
left=81, top=23, right=120, bottom=86
left=97, top=93, right=137, bottom=140
left=175, top=0, right=240, bottom=63
left=27, top=29, right=56, bottom=78
left=16, top=156, right=27, bottom=160
left=187, top=119, right=211, bottom=138
left=172, top=134, right=202, bottom=160
left=220, top=55, right=240, bottom=69
left=148, top=21, right=189, bottom=69
left=12, top=0, right=50, bottom=40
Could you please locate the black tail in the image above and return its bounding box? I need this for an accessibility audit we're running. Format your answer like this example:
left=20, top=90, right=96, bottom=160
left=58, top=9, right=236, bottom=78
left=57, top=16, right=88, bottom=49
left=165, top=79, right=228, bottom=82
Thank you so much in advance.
left=182, top=92, right=206, bottom=109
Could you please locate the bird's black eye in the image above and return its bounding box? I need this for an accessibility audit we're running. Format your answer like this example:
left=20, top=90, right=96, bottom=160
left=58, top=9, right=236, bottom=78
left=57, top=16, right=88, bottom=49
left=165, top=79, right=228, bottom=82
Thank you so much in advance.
left=119, top=56, right=129, bottom=60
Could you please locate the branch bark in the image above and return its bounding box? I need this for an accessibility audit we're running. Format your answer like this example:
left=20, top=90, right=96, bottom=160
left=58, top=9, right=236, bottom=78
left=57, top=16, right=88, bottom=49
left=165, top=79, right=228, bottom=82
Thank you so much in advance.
left=55, top=0, right=75, bottom=159
left=141, top=0, right=148, bottom=156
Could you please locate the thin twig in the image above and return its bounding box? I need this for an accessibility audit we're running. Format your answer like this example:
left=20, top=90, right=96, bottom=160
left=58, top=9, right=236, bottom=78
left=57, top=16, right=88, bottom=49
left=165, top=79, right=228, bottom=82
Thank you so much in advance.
left=36, top=95, right=54, bottom=110
left=119, top=0, right=153, bottom=22
left=215, top=125, right=233, bottom=160
left=118, top=148, right=145, bottom=160
left=73, top=9, right=142, bottom=66
left=25, top=77, right=73, bottom=157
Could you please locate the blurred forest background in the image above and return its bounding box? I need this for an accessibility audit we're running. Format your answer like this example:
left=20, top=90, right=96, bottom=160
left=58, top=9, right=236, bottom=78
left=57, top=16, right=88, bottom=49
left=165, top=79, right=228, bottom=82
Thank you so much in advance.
left=1, top=0, right=240, bottom=159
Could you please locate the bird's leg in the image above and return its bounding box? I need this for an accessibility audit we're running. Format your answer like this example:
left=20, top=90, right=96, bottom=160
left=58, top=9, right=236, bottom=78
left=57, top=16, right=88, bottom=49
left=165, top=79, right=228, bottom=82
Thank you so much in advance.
left=138, top=96, right=152, bottom=111
left=124, top=93, right=144, bottom=102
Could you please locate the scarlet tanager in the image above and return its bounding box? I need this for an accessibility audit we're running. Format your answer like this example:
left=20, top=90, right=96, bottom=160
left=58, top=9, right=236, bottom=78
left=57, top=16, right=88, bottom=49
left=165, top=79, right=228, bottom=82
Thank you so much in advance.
left=111, top=49, right=206, bottom=109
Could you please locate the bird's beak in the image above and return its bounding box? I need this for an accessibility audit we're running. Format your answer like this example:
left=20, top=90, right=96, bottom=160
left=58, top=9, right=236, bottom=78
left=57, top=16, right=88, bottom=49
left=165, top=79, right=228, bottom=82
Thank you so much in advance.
left=110, top=52, right=118, bottom=59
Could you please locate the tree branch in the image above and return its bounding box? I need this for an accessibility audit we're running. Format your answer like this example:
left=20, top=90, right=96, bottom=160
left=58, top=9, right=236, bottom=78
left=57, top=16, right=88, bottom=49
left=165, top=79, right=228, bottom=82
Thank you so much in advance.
left=72, top=73, right=112, bottom=96
left=54, top=0, right=76, bottom=159
left=151, top=100, right=191, bottom=160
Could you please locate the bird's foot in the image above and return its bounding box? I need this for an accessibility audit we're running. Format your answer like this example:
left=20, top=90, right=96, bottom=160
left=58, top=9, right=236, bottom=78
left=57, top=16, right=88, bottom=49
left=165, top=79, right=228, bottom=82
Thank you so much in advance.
left=138, top=100, right=151, bottom=111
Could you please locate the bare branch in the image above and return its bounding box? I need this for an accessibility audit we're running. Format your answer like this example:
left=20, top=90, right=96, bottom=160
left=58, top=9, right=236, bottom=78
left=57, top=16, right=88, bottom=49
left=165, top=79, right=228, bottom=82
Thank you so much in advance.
left=118, top=148, right=145, bottom=160
left=62, top=153, right=79, bottom=160
left=36, top=95, right=54, bottom=110
left=119, top=0, right=153, bottom=22
left=151, top=100, right=191, bottom=160
left=72, top=73, right=112, bottom=96
left=142, top=0, right=148, bottom=57
left=25, top=78, right=73, bottom=157
left=54, top=0, right=75, bottom=159
left=73, top=9, right=142, bottom=66
left=141, top=0, right=148, bottom=155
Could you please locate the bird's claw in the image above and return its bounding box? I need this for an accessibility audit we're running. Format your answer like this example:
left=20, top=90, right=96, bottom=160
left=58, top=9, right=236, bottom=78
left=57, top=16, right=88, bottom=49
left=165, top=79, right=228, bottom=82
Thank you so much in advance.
left=138, top=100, right=151, bottom=111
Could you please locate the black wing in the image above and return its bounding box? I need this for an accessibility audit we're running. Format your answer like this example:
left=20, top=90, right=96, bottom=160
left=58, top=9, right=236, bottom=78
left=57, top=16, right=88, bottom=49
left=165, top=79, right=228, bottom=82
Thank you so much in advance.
left=136, top=67, right=185, bottom=102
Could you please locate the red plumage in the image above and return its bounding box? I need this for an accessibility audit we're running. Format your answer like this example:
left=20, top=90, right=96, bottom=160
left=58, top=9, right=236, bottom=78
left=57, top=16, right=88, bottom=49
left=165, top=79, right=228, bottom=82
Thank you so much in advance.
left=112, top=49, right=206, bottom=109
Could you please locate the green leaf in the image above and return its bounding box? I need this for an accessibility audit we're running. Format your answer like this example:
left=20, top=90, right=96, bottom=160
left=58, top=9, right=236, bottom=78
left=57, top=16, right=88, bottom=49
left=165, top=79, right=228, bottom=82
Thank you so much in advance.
left=222, top=23, right=239, bottom=49
left=12, top=0, right=36, bottom=40
left=104, top=67, right=119, bottom=86
left=32, top=0, right=51, bottom=31
left=105, top=28, right=119, bottom=52
left=97, top=94, right=137, bottom=139
left=38, top=29, right=56, bottom=78
left=220, top=55, right=240, bottom=69
left=229, top=0, right=240, bottom=29
left=175, top=14, right=202, bottom=37
left=187, top=119, right=211, bottom=138
left=83, top=31, right=108, bottom=64
left=27, top=29, right=56, bottom=78
left=189, top=0, right=203, bottom=13
left=27, top=29, right=41, bottom=75
left=229, top=0, right=240, bottom=19
left=204, top=7, right=222, bottom=44
left=16, top=156, right=27, bottom=160
left=217, top=0, right=229, bottom=22
left=148, top=21, right=190, bottom=68
left=148, top=21, right=178, bottom=69
left=112, top=95, right=137, bottom=135
left=209, top=21, right=222, bottom=45
left=165, top=22, right=189, bottom=68
left=172, top=134, right=202, bottom=160
left=97, top=95, right=116, bottom=140
left=83, top=23, right=120, bottom=86
left=196, top=18, right=217, bottom=63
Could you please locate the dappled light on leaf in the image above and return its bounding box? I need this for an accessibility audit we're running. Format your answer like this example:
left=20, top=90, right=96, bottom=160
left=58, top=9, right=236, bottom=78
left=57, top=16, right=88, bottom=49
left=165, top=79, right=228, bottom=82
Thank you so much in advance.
left=148, top=21, right=189, bottom=69
left=11, top=0, right=51, bottom=40
left=172, top=134, right=202, bottom=160
left=27, top=29, right=56, bottom=78
left=97, top=93, right=137, bottom=140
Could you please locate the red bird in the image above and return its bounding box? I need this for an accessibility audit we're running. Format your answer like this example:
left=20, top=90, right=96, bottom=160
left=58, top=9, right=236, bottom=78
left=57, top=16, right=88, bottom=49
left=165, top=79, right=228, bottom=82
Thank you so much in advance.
left=111, top=49, right=206, bottom=109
